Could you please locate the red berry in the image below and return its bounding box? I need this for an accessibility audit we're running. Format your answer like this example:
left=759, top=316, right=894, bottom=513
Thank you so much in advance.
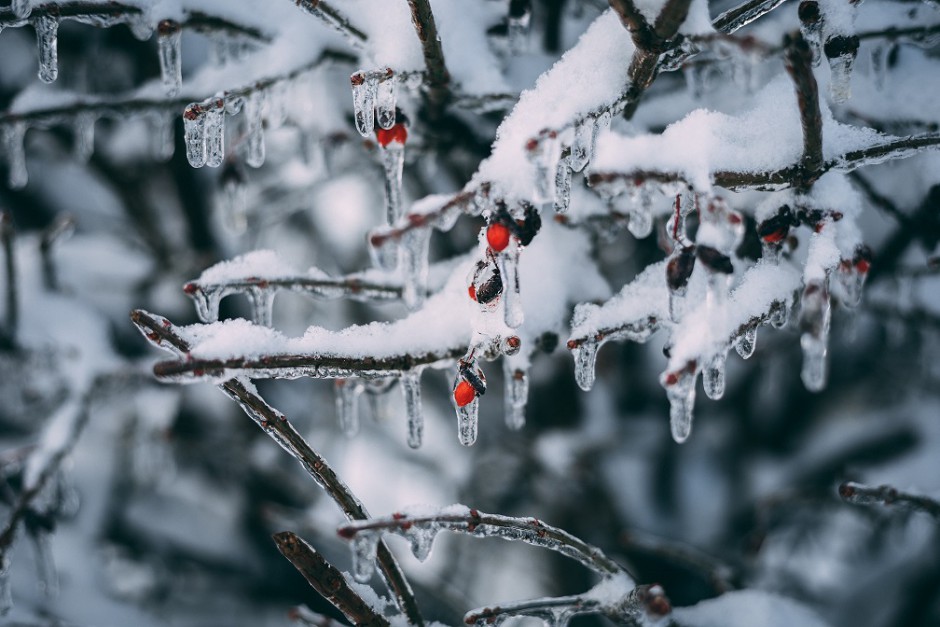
left=761, top=228, right=788, bottom=244
left=454, top=380, right=476, bottom=407
left=375, top=123, right=407, bottom=147
left=855, top=258, right=870, bottom=274
left=486, top=223, right=511, bottom=252
left=468, top=285, right=477, bottom=301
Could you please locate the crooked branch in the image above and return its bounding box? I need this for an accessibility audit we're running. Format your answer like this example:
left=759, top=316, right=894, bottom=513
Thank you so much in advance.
left=840, top=482, right=940, bottom=520
left=784, top=31, right=823, bottom=189
left=273, top=531, right=391, bottom=627
left=405, top=0, right=451, bottom=115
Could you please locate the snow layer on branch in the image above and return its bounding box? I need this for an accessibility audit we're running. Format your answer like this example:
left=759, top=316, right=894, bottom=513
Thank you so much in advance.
left=570, top=260, right=669, bottom=341
left=591, top=76, right=889, bottom=191
left=196, top=250, right=298, bottom=283
left=668, top=261, right=801, bottom=369
left=672, top=590, right=831, bottom=627
left=179, top=221, right=608, bottom=366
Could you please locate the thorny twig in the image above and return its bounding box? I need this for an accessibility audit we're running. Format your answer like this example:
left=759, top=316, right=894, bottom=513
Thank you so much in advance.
left=129, top=309, right=424, bottom=626
left=273, top=531, right=391, bottom=627
left=840, top=482, right=940, bottom=520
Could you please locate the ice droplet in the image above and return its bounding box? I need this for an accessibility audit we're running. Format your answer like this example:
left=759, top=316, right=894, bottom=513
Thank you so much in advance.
left=157, top=21, right=182, bottom=97
left=498, top=244, right=524, bottom=328
left=351, top=71, right=378, bottom=137
left=828, top=54, right=854, bottom=103
left=838, top=262, right=867, bottom=308
left=503, top=361, right=528, bottom=431
left=406, top=523, right=437, bottom=562
left=0, top=555, right=11, bottom=615
left=183, top=108, right=207, bottom=168
left=381, top=143, right=405, bottom=225
left=350, top=532, right=379, bottom=583
left=247, top=287, right=276, bottom=327
left=569, top=118, right=593, bottom=172
left=3, top=121, right=28, bottom=189
left=244, top=91, right=266, bottom=168
left=800, top=282, right=831, bottom=392
left=735, top=326, right=757, bottom=359
left=34, top=14, right=58, bottom=83
left=573, top=339, right=599, bottom=391
left=128, top=12, right=153, bottom=40
left=335, top=379, right=363, bottom=437
left=12, top=0, right=31, bottom=19
left=801, top=333, right=828, bottom=391
left=401, top=370, right=424, bottom=449
left=400, top=225, right=430, bottom=310
left=663, top=370, right=696, bottom=443
left=376, top=73, right=397, bottom=130
left=205, top=106, right=225, bottom=168
left=73, top=113, right=95, bottom=162
left=627, top=187, right=653, bottom=238
left=553, top=156, right=572, bottom=213
left=150, top=111, right=175, bottom=161
left=190, top=287, right=222, bottom=323
left=703, top=352, right=726, bottom=400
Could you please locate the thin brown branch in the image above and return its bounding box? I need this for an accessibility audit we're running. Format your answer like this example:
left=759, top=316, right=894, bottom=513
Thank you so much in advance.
left=839, top=482, right=940, bottom=520
left=405, top=0, right=452, bottom=115
left=129, top=309, right=424, bottom=626
left=784, top=32, right=823, bottom=188
left=290, top=0, right=368, bottom=45
left=712, top=0, right=788, bottom=34
left=608, top=0, right=657, bottom=49
left=338, top=509, right=628, bottom=576
left=465, top=593, right=605, bottom=626
left=273, top=532, right=391, bottom=627
left=369, top=190, right=476, bottom=248
left=0, top=212, right=16, bottom=350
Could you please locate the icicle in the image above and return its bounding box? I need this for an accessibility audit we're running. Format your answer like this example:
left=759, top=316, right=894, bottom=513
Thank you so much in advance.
left=381, top=143, right=405, bottom=225
left=265, top=81, right=289, bottom=129
left=869, top=43, right=887, bottom=91
left=351, top=71, right=378, bottom=137
left=573, top=339, right=599, bottom=391
left=183, top=107, right=207, bottom=168
left=12, top=0, right=31, bottom=19
left=73, top=113, right=95, bottom=162
left=456, top=391, right=479, bottom=446
left=527, top=131, right=559, bottom=204
left=503, top=361, right=528, bottom=430
left=350, top=532, right=380, bottom=583
left=553, top=155, right=572, bottom=213
left=205, top=105, right=225, bottom=168
left=32, top=530, right=58, bottom=597
left=800, top=282, right=831, bottom=392
left=401, top=370, right=424, bottom=449
left=507, top=7, right=530, bottom=54
left=335, top=379, right=362, bottom=437
left=150, top=111, right=175, bottom=161
left=239, top=91, right=265, bottom=168
left=839, top=248, right=871, bottom=308
left=735, top=326, right=757, bottom=359
left=3, top=121, right=28, bottom=189
left=34, top=14, right=58, bottom=83
left=591, top=111, right=611, bottom=157
left=220, top=162, right=248, bottom=234
left=498, top=244, right=524, bottom=328
left=628, top=185, right=654, bottom=238
left=157, top=20, right=182, bottom=97
left=569, top=117, right=593, bottom=172
left=190, top=288, right=222, bottom=323
left=684, top=63, right=709, bottom=99
left=247, top=287, right=275, bottom=327
left=0, top=555, right=11, bottom=615
left=376, top=72, right=397, bottom=130
left=703, top=352, right=726, bottom=400
left=407, top=522, right=438, bottom=562
left=454, top=362, right=484, bottom=446
left=369, top=234, right=399, bottom=271
left=827, top=53, right=854, bottom=103
left=662, top=369, right=696, bottom=444
left=400, top=225, right=430, bottom=310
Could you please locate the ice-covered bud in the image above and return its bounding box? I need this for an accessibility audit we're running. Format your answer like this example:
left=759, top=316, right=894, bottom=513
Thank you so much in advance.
left=696, top=246, right=734, bottom=274
left=666, top=247, right=696, bottom=291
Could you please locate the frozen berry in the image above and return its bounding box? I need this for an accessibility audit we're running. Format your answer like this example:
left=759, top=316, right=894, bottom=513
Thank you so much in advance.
left=468, top=285, right=477, bottom=301
left=376, top=123, right=407, bottom=147
left=454, top=380, right=476, bottom=407
left=486, top=223, right=511, bottom=252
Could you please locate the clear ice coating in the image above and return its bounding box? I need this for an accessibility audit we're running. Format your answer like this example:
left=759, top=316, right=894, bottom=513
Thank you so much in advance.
left=703, top=352, right=726, bottom=400
left=554, top=156, right=572, bottom=213
left=73, top=113, right=95, bottom=162
left=668, top=286, right=687, bottom=324
left=569, top=117, right=593, bottom=172
left=34, top=14, right=58, bottom=83
left=158, top=22, right=183, bottom=97
left=627, top=186, right=653, bottom=239
left=376, top=73, right=397, bottom=130
left=244, top=91, right=266, bottom=168
left=335, top=379, right=363, bottom=437
left=205, top=106, right=225, bottom=168
left=735, top=326, right=757, bottom=359
left=528, top=132, right=559, bottom=204
left=799, top=16, right=822, bottom=66
left=183, top=109, right=208, bottom=168
left=828, top=54, right=854, bottom=103
left=573, top=339, right=599, bottom=391
left=503, top=361, right=528, bottom=430
left=400, top=226, right=431, bottom=310
left=664, top=370, right=696, bottom=443
left=12, top=0, right=31, bottom=18
left=369, top=234, right=399, bottom=271
left=407, top=522, right=438, bottom=562
left=351, top=72, right=378, bottom=136
left=221, top=174, right=248, bottom=234
left=381, top=143, right=405, bottom=225
left=401, top=370, right=424, bottom=449
left=839, top=262, right=867, bottom=308
left=350, top=531, right=380, bottom=583
left=191, top=288, right=222, bottom=323
left=498, top=245, right=524, bottom=328
left=150, top=111, right=175, bottom=161
left=246, top=287, right=276, bottom=327
left=3, top=121, right=28, bottom=189
left=800, top=283, right=831, bottom=392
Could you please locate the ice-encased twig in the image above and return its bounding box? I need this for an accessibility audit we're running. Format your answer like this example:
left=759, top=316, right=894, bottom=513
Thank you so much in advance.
left=839, top=482, right=940, bottom=521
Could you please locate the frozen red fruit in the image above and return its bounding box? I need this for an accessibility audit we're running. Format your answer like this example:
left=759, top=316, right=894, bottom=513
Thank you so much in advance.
left=454, top=380, right=476, bottom=407
left=376, top=123, right=407, bottom=147
left=486, top=223, right=511, bottom=252
left=468, top=285, right=477, bottom=301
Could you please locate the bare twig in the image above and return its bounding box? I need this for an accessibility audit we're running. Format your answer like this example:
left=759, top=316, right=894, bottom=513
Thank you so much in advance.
left=290, top=0, right=368, bottom=45
left=273, top=531, right=391, bottom=627
left=129, top=310, right=424, bottom=626
left=839, top=482, right=940, bottom=520
left=405, top=0, right=451, bottom=115
left=783, top=32, right=823, bottom=189
left=0, top=212, right=16, bottom=350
